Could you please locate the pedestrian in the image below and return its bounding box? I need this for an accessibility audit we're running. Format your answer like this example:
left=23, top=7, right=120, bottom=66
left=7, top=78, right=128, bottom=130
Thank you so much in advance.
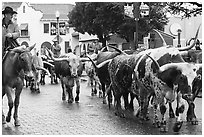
left=2, top=6, right=20, bottom=57
left=52, top=40, right=61, bottom=58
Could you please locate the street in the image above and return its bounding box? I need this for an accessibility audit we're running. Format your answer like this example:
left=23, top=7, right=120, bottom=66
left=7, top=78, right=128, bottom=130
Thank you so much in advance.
left=2, top=75, right=202, bottom=135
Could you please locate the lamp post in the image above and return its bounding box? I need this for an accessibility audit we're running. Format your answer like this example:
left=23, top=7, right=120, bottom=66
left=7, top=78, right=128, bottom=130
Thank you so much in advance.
left=177, top=29, right=182, bottom=47
left=133, top=2, right=149, bottom=50
left=55, top=11, right=60, bottom=44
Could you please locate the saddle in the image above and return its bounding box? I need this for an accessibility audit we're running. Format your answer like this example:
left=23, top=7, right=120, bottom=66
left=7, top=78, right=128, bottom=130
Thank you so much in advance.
left=2, top=37, right=20, bottom=60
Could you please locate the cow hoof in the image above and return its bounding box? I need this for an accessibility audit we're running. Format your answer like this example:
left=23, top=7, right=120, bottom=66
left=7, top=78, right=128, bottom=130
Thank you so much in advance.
left=62, top=96, right=66, bottom=101
left=91, top=92, right=94, bottom=96
left=6, top=116, right=11, bottom=122
left=68, top=99, right=73, bottom=103
left=169, top=112, right=175, bottom=118
left=2, top=116, right=6, bottom=124
left=191, top=118, right=198, bottom=125
left=36, top=89, right=40, bottom=93
left=103, top=99, right=107, bottom=104
left=14, top=119, right=20, bottom=126
left=115, top=112, right=125, bottom=118
left=160, top=121, right=167, bottom=132
left=173, top=121, right=183, bottom=132
left=94, top=89, right=97, bottom=95
left=153, top=121, right=161, bottom=128
left=75, top=96, right=79, bottom=102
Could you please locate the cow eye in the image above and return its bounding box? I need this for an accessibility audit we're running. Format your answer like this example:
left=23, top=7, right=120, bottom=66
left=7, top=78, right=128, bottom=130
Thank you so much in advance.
left=193, top=68, right=196, bottom=71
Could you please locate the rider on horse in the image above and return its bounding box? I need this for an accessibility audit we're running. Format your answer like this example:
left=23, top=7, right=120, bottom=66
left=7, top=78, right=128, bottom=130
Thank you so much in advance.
left=2, top=6, right=20, bottom=58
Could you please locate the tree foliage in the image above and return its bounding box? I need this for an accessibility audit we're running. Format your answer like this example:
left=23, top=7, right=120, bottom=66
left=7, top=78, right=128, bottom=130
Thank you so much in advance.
left=118, top=2, right=169, bottom=42
left=68, top=2, right=125, bottom=46
left=166, top=2, right=202, bottom=18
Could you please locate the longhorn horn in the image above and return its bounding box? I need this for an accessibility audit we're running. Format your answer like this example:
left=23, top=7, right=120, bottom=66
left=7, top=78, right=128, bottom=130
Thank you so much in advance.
left=178, top=24, right=201, bottom=51
left=43, top=61, right=54, bottom=68
left=36, top=66, right=51, bottom=77
left=100, top=46, right=108, bottom=53
left=96, top=59, right=112, bottom=68
left=86, top=55, right=98, bottom=71
left=45, top=47, right=69, bottom=62
left=145, top=54, right=162, bottom=73
left=107, top=45, right=128, bottom=55
left=27, top=43, right=36, bottom=52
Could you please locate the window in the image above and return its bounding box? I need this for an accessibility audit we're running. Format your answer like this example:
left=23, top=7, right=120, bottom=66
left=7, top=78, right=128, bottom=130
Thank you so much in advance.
left=50, top=22, right=57, bottom=35
left=65, top=41, right=70, bottom=53
left=19, top=23, right=29, bottom=37
left=44, top=24, right=49, bottom=33
left=59, top=22, right=66, bottom=35
left=21, top=30, right=28, bottom=36
left=23, top=6, right=25, bottom=13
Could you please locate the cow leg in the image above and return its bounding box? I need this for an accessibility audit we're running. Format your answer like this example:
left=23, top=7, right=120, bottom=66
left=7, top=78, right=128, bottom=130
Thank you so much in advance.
left=159, top=104, right=167, bottom=132
left=2, top=88, right=6, bottom=124
left=67, top=86, right=74, bottom=103
left=123, top=92, right=129, bottom=110
left=5, top=86, right=13, bottom=123
left=186, top=101, right=198, bottom=125
left=13, top=84, right=23, bottom=126
left=173, top=92, right=184, bottom=132
left=90, top=78, right=94, bottom=96
left=61, top=80, right=66, bottom=101
left=129, top=93, right=135, bottom=111
left=75, top=78, right=80, bottom=103
left=152, top=99, right=160, bottom=128
left=94, top=80, right=97, bottom=95
left=98, top=82, right=102, bottom=98
left=101, top=83, right=107, bottom=104
left=114, top=93, right=125, bottom=118
left=54, top=75, right=58, bottom=84
left=169, top=102, right=175, bottom=118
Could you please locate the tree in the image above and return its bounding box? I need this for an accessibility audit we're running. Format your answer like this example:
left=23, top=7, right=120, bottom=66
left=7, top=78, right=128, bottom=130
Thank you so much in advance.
left=118, top=2, right=169, bottom=43
left=68, top=2, right=125, bottom=46
left=166, top=2, right=202, bottom=18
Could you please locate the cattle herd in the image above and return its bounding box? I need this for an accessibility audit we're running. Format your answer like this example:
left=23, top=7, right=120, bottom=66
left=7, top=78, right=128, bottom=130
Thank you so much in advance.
left=2, top=26, right=202, bottom=133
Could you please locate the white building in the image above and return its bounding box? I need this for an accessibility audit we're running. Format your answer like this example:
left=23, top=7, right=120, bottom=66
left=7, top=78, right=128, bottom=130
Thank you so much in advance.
left=165, top=15, right=202, bottom=47
left=3, top=2, right=88, bottom=55
left=16, top=2, right=77, bottom=55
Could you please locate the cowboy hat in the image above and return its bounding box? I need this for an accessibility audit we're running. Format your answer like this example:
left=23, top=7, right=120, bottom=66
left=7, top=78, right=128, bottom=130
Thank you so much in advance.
left=2, top=6, right=17, bottom=14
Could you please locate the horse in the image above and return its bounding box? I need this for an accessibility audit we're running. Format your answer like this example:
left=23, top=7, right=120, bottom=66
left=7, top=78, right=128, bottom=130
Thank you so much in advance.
left=2, top=44, right=36, bottom=126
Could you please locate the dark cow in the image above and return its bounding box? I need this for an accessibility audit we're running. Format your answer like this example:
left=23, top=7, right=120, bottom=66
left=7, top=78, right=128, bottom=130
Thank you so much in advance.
left=84, top=53, right=102, bottom=97
left=107, top=53, right=142, bottom=117
left=87, top=46, right=126, bottom=104
left=2, top=44, right=35, bottom=126
left=39, top=55, right=56, bottom=85
left=180, top=49, right=202, bottom=63
left=46, top=48, right=86, bottom=103
left=29, top=51, right=51, bottom=93
left=105, top=28, right=201, bottom=132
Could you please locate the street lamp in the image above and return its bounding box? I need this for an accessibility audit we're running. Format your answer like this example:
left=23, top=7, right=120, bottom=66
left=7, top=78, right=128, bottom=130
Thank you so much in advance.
left=133, top=2, right=149, bottom=50
left=55, top=11, right=60, bottom=44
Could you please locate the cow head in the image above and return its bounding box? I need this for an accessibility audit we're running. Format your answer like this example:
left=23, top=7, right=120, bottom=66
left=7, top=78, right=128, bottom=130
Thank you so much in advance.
left=147, top=54, right=200, bottom=101
left=12, top=44, right=36, bottom=79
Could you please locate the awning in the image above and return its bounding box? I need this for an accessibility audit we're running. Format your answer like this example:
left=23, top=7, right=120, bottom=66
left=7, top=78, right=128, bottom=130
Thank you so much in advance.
left=19, top=23, right=28, bottom=30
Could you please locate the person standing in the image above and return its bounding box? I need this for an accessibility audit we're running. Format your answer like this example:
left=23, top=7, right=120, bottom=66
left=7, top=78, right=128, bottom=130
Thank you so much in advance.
left=2, top=6, right=20, bottom=56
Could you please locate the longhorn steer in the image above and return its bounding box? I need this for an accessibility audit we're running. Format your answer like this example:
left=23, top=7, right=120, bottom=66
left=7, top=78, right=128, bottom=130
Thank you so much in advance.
left=84, top=53, right=102, bottom=97
left=2, top=45, right=35, bottom=126
left=87, top=46, right=127, bottom=104
left=46, top=49, right=85, bottom=103
left=29, top=51, right=51, bottom=93
left=40, top=55, right=56, bottom=85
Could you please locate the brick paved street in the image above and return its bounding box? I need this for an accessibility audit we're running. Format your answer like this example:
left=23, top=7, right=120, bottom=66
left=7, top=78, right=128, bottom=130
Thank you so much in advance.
left=2, top=76, right=202, bottom=135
